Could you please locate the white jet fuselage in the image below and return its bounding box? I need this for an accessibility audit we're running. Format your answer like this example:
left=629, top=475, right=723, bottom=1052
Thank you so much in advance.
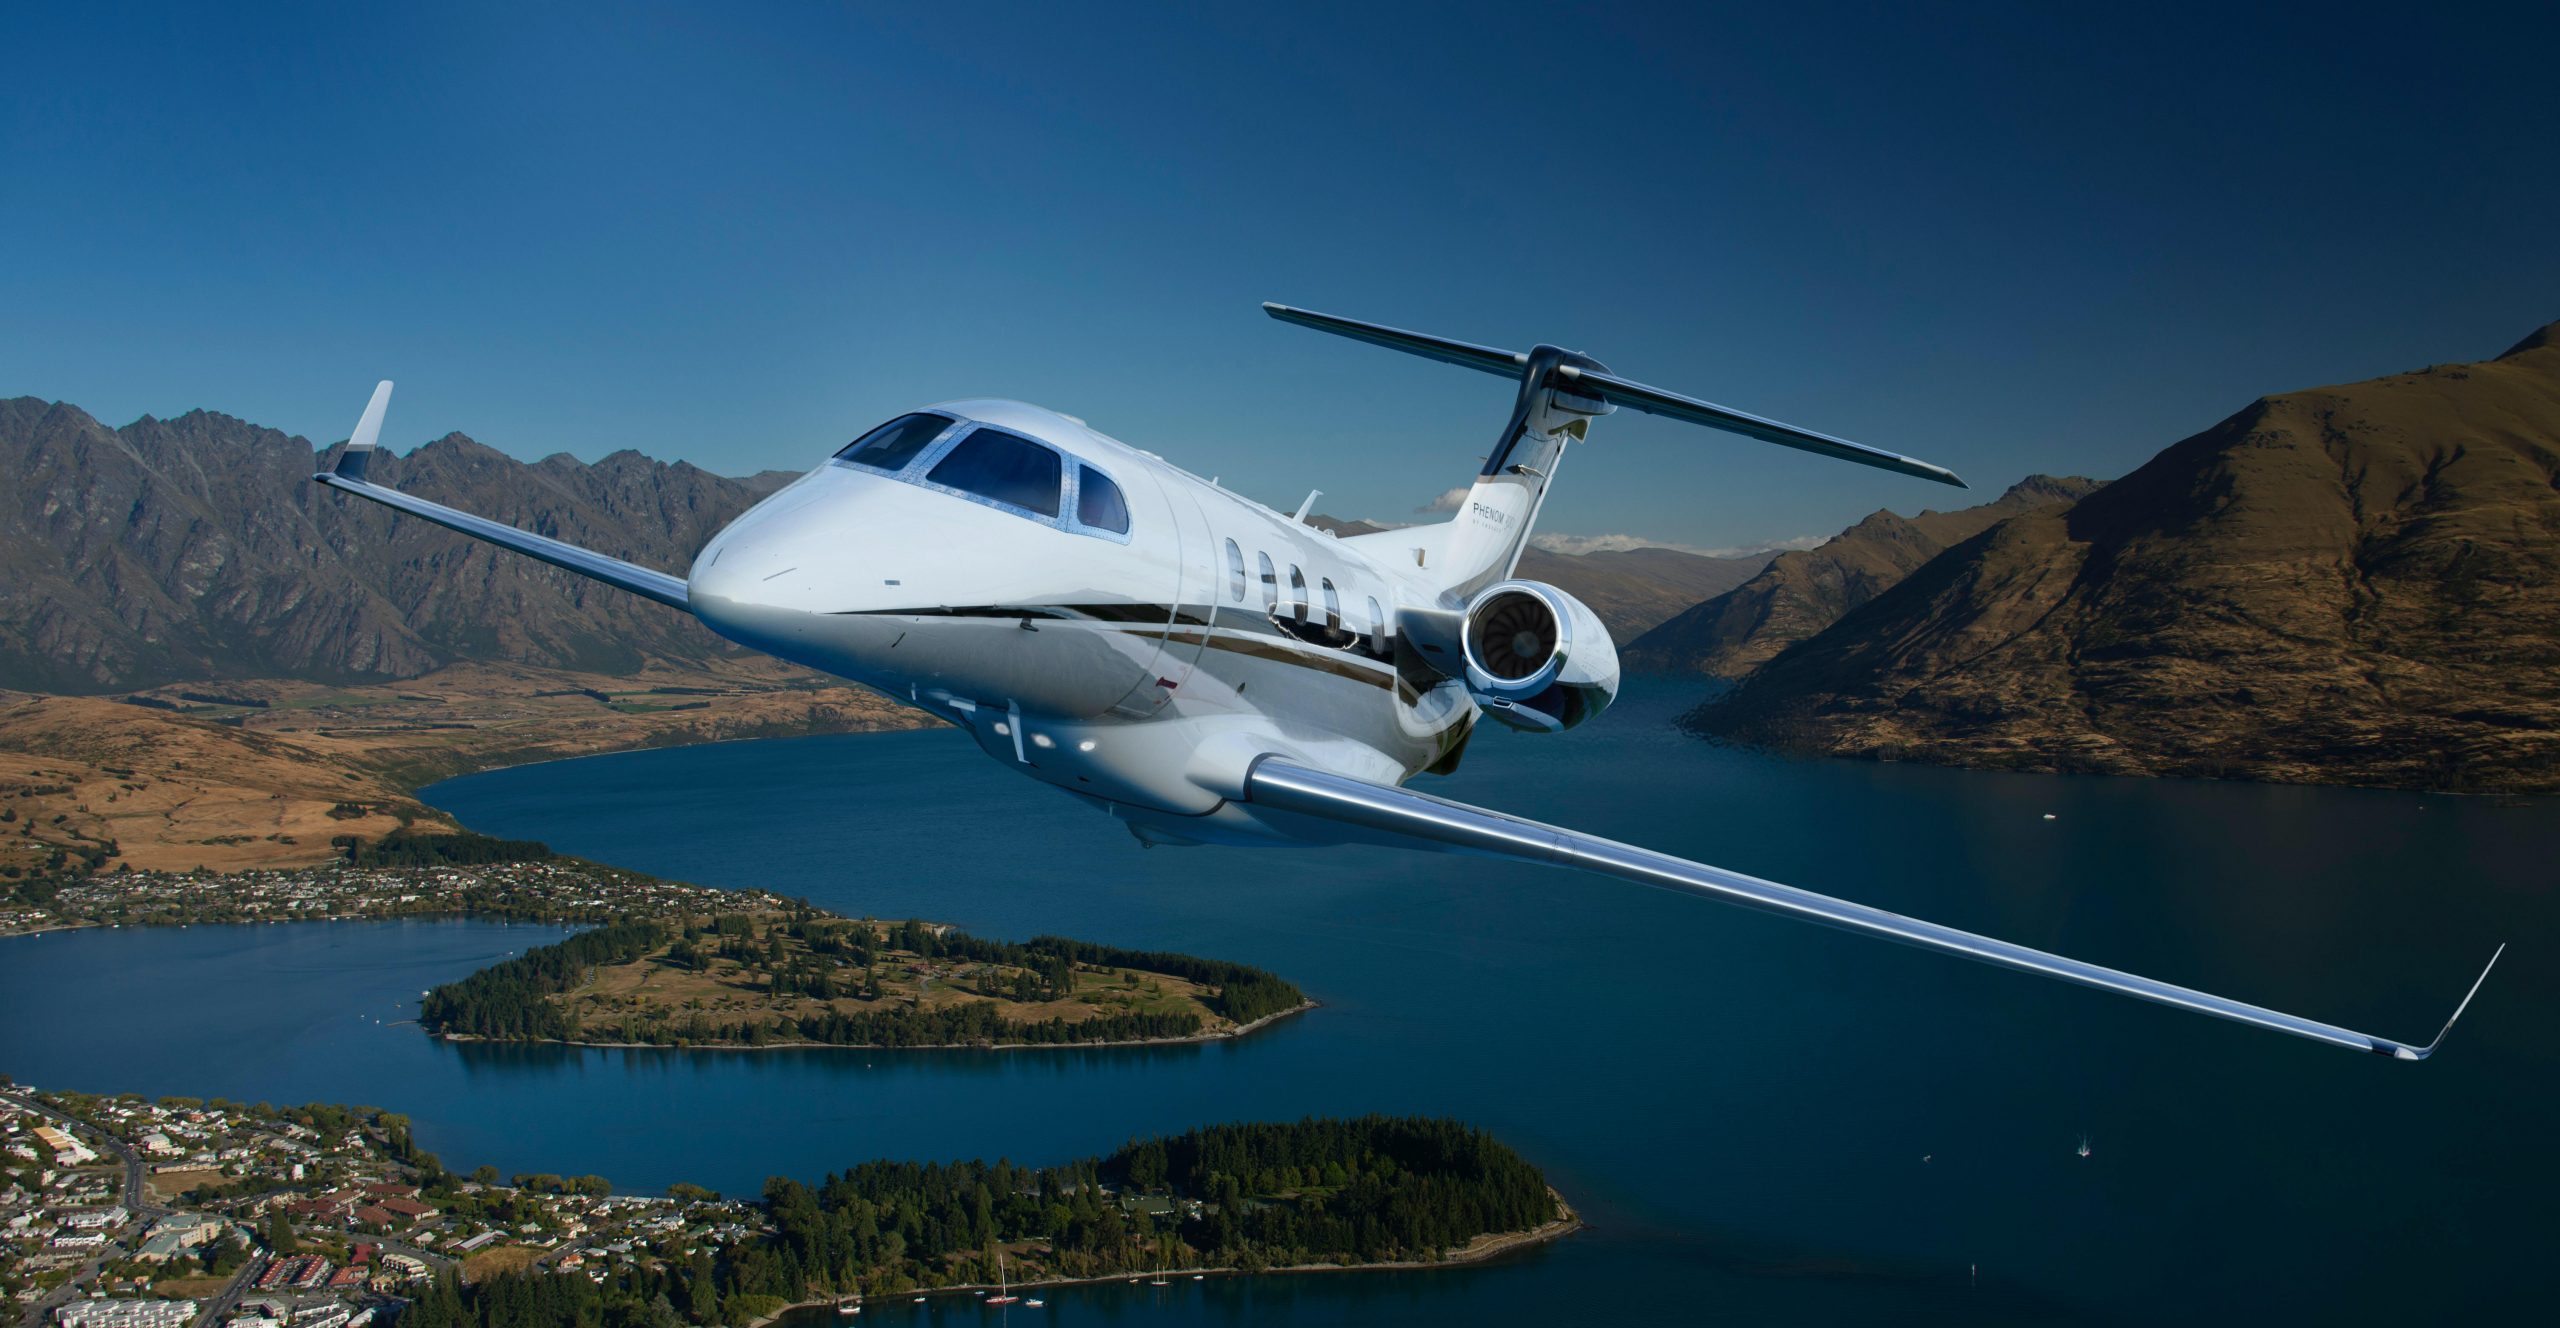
left=686, top=399, right=1472, bottom=845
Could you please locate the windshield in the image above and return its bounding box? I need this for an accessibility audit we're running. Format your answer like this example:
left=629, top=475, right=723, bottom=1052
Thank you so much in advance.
left=927, top=428, right=1063, bottom=518
left=836, top=413, right=950, bottom=471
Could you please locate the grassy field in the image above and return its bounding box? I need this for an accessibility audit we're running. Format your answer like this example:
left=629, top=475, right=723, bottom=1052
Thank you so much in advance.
left=460, top=1246, right=539, bottom=1283
left=556, top=915, right=1229, bottom=1038
left=0, top=658, right=931, bottom=874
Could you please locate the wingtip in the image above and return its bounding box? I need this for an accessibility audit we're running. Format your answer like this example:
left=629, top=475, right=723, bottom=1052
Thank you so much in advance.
left=2408, top=942, right=2506, bottom=1060
left=336, top=379, right=396, bottom=481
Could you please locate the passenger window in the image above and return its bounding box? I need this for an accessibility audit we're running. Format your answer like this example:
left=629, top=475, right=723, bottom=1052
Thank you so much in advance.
left=1322, top=578, right=1341, bottom=631
left=927, top=428, right=1061, bottom=518
left=1226, top=540, right=1247, bottom=602
left=836, top=413, right=949, bottom=471
left=1368, top=597, right=1387, bottom=649
left=1076, top=465, right=1130, bottom=533
left=1288, top=566, right=1308, bottom=622
left=1258, top=553, right=1278, bottom=611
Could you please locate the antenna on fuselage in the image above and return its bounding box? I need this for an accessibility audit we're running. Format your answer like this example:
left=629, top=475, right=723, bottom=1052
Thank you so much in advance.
left=1292, top=489, right=1322, bottom=523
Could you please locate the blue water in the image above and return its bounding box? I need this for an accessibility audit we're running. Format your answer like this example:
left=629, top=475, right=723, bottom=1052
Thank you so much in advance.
left=4, top=678, right=2554, bottom=1324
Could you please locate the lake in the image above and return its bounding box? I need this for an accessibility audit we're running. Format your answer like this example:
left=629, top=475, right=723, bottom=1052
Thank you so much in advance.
left=4, top=678, right=2553, bottom=1324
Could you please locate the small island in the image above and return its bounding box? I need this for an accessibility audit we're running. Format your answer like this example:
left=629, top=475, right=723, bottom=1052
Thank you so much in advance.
left=4, top=827, right=1312, bottom=1052
left=421, top=907, right=1311, bottom=1050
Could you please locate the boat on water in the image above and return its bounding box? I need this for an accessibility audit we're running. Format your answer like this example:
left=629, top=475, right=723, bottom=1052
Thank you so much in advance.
left=835, top=1297, right=860, bottom=1316
left=1024, top=1299, right=1044, bottom=1308
left=2077, top=1134, right=2093, bottom=1158
left=988, top=1249, right=1021, bottom=1305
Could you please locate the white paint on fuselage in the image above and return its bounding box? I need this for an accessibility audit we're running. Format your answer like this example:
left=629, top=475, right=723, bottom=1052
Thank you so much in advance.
left=687, top=400, right=1477, bottom=845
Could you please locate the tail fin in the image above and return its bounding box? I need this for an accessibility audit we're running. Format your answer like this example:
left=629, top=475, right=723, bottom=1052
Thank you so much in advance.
left=1263, top=302, right=1965, bottom=599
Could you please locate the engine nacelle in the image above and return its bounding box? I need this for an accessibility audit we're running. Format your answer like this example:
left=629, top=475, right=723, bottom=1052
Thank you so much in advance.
left=1458, top=579, right=1620, bottom=732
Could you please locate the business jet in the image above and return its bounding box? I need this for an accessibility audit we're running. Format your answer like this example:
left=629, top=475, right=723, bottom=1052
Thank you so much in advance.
left=314, top=302, right=2500, bottom=1060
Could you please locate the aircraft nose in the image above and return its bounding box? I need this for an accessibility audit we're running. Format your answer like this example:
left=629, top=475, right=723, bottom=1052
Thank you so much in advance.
left=687, top=515, right=815, bottom=657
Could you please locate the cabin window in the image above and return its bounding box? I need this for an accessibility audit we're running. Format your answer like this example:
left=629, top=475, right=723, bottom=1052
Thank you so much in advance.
left=1226, top=540, right=1247, bottom=601
left=926, top=427, right=1062, bottom=518
left=835, top=413, right=950, bottom=472
left=1288, top=566, right=1308, bottom=622
left=1076, top=465, right=1130, bottom=534
left=1258, top=552, right=1278, bottom=611
left=1321, top=578, right=1341, bottom=631
left=1368, top=596, right=1388, bottom=650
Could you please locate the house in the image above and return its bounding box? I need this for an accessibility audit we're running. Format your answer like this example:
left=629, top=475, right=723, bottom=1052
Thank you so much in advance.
left=30, top=1126, right=96, bottom=1164
left=134, top=1231, right=191, bottom=1262
left=376, top=1196, right=438, bottom=1223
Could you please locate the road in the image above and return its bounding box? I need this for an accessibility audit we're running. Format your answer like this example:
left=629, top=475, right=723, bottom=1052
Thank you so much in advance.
left=7, top=1089, right=173, bottom=1328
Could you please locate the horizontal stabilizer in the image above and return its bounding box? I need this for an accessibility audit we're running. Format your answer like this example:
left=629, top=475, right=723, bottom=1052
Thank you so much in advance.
left=1263, top=303, right=1523, bottom=379
left=1244, top=757, right=2497, bottom=1060
left=312, top=383, right=690, bottom=610
left=1262, top=301, right=1966, bottom=488
left=1557, top=364, right=1965, bottom=488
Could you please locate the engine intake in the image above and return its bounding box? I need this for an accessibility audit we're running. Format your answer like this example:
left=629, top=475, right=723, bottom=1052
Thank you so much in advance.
left=1457, top=580, right=1620, bottom=732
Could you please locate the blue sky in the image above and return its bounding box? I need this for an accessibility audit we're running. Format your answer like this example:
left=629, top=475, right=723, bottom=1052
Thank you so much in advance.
left=5, top=2, right=2554, bottom=552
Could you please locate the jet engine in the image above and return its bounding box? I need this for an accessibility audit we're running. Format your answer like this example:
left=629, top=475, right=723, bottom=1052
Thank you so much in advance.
left=1458, top=580, right=1619, bottom=732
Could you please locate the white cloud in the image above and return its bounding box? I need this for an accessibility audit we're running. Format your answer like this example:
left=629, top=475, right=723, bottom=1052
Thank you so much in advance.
left=1530, top=531, right=1827, bottom=559
left=1415, top=486, right=1470, bottom=515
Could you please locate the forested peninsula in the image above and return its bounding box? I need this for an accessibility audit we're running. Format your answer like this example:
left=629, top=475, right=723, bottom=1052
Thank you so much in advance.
left=399, top=1115, right=1575, bottom=1328
left=420, top=906, right=1310, bottom=1050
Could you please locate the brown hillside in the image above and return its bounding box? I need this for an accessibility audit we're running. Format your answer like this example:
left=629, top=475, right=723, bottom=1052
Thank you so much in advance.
left=0, top=658, right=926, bottom=874
left=1685, top=321, right=2560, bottom=792
left=1624, top=475, right=2102, bottom=676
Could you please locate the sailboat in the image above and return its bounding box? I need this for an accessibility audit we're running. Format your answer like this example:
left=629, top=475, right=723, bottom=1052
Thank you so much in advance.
left=987, top=1248, right=1020, bottom=1305
left=2076, top=1134, right=2092, bottom=1158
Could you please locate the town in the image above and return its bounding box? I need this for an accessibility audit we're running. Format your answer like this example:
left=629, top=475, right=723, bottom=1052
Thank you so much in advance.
left=1, top=853, right=797, bottom=940
left=2, top=1085, right=769, bottom=1328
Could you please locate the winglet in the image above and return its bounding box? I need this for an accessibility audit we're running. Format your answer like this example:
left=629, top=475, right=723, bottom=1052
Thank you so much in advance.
left=2391, top=943, right=2505, bottom=1061
left=332, top=380, right=394, bottom=482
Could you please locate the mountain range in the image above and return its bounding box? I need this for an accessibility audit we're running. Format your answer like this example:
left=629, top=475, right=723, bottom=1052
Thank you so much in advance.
left=0, top=400, right=1761, bottom=695
left=0, top=397, right=800, bottom=693
left=1623, top=474, right=2103, bottom=676
left=1684, top=321, right=2560, bottom=792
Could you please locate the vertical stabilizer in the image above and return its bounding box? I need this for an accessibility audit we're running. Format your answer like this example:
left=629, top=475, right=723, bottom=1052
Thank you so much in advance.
left=1429, top=344, right=1616, bottom=599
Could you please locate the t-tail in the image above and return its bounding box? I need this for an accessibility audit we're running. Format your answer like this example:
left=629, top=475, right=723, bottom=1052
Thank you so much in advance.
left=1263, top=302, right=1966, bottom=599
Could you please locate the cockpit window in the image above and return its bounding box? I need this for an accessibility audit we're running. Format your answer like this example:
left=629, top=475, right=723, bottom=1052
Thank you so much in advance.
left=836, top=413, right=949, bottom=471
left=1076, top=466, right=1130, bottom=534
left=928, top=428, right=1062, bottom=518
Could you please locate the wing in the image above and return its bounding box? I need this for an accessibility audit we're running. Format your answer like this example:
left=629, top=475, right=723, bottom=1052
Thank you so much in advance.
left=311, top=381, right=690, bottom=610
left=1244, top=758, right=2502, bottom=1060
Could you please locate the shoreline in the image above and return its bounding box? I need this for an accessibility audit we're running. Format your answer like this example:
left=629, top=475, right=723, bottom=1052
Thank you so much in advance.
left=432, top=997, right=1319, bottom=1054
left=750, top=1188, right=1582, bottom=1325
